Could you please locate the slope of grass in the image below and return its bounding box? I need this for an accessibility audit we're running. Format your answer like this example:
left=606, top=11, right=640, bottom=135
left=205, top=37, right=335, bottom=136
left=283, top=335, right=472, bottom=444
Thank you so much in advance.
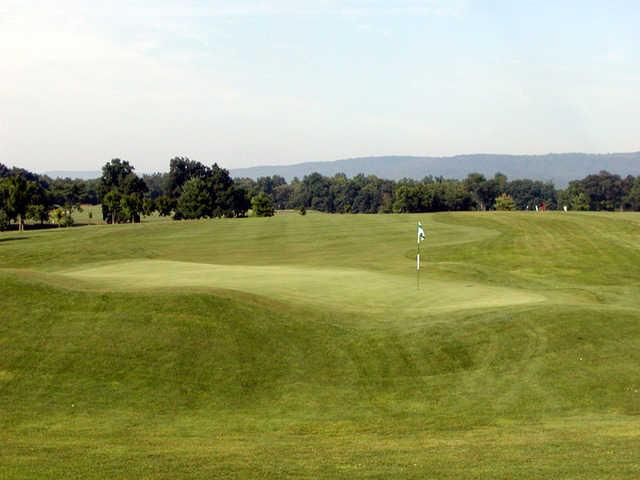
left=1, top=212, right=640, bottom=478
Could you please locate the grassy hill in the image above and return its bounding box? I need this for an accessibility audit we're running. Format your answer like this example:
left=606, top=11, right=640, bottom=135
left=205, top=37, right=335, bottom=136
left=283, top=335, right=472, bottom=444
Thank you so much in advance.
left=1, top=212, right=640, bottom=478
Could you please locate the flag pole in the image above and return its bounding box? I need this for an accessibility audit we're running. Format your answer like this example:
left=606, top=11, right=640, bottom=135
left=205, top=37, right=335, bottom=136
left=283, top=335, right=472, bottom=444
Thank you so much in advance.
left=416, top=224, right=420, bottom=291
left=416, top=221, right=425, bottom=291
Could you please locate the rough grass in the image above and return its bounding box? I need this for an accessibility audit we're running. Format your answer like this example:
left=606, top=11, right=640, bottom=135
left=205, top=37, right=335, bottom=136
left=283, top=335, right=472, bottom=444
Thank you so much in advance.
left=1, top=211, right=640, bottom=478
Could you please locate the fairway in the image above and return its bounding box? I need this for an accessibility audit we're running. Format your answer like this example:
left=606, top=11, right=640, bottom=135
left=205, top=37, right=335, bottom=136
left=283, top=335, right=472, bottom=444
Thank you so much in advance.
left=2, top=212, right=640, bottom=478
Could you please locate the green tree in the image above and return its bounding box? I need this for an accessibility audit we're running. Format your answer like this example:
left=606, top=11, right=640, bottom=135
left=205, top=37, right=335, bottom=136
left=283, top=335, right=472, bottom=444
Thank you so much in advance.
left=156, top=195, right=176, bottom=216
left=142, top=198, right=156, bottom=217
left=273, top=183, right=293, bottom=210
left=251, top=192, right=275, bottom=217
left=463, top=173, right=494, bottom=211
left=229, top=186, right=250, bottom=218
left=3, top=175, right=38, bottom=231
left=27, top=203, right=50, bottom=225
left=49, top=207, right=73, bottom=228
left=175, top=178, right=211, bottom=220
left=571, top=192, right=590, bottom=211
left=168, top=161, right=246, bottom=219
left=99, top=159, right=147, bottom=223
left=50, top=207, right=64, bottom=226
left=167, top=157, right=209, bottom=198
left=622, top=177, right=640, bottom=211
left=442, top=181, right=473, bottom=211
left=120, top=194, right=143, bottom=223
left=50, top=178, right=84, bottom=212
left=0, top=209, right=9, bottom=231
left=566, top=171, right=626, bottom=211
left=100, top=159, right=135, bottom=193
left=353, top=182, right=380, bottom=213
left=166, top=157, right=210, bottom=199
left=208, top=163, right=235, bottom=217
left=393, top=183, right=422, bottom=213
left=506, top=179, right=557, bottom=210
left=255, top=175, right=286, bottom=197
left=303, top=173, right=332, bottom=212
left=494, top=193, right=516, bottom=211
left=102, top=190, right=122, bottom=224
left=493, top=172, right=508, bottom=194
left=60, top=213, right=75, bottom=227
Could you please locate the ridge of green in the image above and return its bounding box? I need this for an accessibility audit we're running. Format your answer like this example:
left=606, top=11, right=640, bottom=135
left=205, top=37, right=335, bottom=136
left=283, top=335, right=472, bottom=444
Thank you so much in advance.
left=1, top=212, right=640, bottom=478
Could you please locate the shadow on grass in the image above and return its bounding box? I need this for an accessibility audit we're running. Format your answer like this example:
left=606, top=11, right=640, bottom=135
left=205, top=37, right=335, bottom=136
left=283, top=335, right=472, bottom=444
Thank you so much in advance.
left=2, top=223, right=97, bottom=232
left=0, top=236, right=29, bottom=243
left=3, top=224, right=60, bottom=231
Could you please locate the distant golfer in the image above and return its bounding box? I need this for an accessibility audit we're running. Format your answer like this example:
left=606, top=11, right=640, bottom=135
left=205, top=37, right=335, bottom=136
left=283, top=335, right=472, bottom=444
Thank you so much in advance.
left=563, top=205, right=568, bottom=213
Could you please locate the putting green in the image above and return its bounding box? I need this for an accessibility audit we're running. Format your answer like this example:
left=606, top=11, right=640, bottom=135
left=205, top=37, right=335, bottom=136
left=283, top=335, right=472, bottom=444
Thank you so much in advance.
left=62, top=259, right=544, bottom=317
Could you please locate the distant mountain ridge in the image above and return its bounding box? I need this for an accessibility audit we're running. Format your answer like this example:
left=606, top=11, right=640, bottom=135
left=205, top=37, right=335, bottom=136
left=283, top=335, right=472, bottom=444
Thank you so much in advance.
left=42, top=152, right=640, bottom=187
left=230, top=152, right=640, bottom=187
left=43, top=170, right=101, bottom=180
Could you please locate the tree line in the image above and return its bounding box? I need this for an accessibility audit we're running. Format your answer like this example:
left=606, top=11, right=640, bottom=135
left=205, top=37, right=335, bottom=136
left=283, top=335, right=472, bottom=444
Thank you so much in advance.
left=235, top=170, right=640, bottom=214
left=2, top=157, right=640, bottom=230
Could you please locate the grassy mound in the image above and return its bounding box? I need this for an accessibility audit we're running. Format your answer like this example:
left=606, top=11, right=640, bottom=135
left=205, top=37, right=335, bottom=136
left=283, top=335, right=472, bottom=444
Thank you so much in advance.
left=1, top=212, right=640, bottom=478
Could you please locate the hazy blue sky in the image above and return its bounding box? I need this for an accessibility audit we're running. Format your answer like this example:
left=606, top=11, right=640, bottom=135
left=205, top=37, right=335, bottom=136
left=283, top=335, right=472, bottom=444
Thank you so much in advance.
left=2, top=1, right=639, bottom=172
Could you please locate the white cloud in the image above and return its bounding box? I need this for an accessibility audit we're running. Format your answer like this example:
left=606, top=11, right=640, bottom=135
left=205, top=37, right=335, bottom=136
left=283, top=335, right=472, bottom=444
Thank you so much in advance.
left=42, top=0, right=469, bottom=19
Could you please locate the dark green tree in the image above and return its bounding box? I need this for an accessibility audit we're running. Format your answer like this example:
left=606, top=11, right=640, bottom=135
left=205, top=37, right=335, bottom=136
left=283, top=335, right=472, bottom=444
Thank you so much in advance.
left=623, top=177, right=640, bottom=211
left=2, top=175, right=39, bottom=231
left=120, top=194, right=143, bottom=223
left=142, top=197, right=156, bottom=217
left=102, top=190, right=122, bottom=224
left=208, top=163, right=235, bottom=217
left=155, top=195, right=176, bottom=216
left=167, top=157, right=209, bottom=198
left=304, top=173, right=332, bottom=212
left=99, top=159, right=147, bottom=223
left=229, top=186, right=250, bottom=217
left=392, top=183, right=422, bottom=213
left=0, top=209, right=9, bottom=231
left=463, top=173, right=491, bottom=210
left=175, top=178, right=211, bottom=220
left=256, top=175, right=286, bottom=197
left=272, top=183, right=293, bottom=210
left=567, top=171, right=626, bottom=211
left=506, top=179, right=557, bottom=210
left=251, top=192, right=275, bottom=217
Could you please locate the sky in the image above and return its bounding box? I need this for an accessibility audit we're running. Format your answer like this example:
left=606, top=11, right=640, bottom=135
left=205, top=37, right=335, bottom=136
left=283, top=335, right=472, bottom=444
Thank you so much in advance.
left=1, top=0, right=639, bottom=173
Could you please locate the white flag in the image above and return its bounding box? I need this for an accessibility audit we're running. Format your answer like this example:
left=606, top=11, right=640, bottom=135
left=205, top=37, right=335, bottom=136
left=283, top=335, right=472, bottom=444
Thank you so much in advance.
left=417, top=222, right=425, bottom=243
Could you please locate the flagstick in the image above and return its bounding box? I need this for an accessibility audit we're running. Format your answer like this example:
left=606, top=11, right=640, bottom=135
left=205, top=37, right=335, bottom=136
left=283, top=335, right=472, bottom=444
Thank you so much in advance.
left=416, top=221, right=425, bottom=291
left=416, top=236, right=420, bottom=291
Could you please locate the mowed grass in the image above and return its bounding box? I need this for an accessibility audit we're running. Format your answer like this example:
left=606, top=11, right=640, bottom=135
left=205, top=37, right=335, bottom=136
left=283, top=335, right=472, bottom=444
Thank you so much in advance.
left=1, top=211, right=640, bottom=478
left=71, top=204, right=168, bottom=225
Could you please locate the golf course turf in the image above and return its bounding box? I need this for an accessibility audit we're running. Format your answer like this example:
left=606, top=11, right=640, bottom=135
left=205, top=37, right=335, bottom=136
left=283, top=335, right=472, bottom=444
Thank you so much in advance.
left=1, top=211, right=639, bottom=478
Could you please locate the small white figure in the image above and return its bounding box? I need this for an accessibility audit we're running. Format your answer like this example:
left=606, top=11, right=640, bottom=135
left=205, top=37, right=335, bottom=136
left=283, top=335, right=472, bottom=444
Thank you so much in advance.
left=535, top=205, right=539, bottom=212
left=563, top=205, right=568, bottom=213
